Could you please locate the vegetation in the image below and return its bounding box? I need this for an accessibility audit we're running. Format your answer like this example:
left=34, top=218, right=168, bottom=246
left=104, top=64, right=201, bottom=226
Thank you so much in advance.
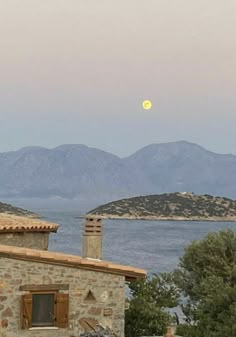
left=174, top=229, right=236, bottom=337
left=0, top=201, right=37, bottom=217
left=175, top=324, right=200, bottom=337
left=126, top=230, right=236, bottom=337
left=125, top=274, right=179, bottom=337
left=88, top=192, right=236, bottom=220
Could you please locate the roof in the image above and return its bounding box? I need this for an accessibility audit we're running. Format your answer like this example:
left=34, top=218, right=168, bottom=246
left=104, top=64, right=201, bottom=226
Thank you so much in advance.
left=0, top=244, right=146, bottom=281
left=0, top=214, right=59, bottom=233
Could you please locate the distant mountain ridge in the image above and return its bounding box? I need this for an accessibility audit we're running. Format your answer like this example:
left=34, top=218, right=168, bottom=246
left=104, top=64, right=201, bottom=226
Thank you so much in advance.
left=1, top=141, right=236, bottom=203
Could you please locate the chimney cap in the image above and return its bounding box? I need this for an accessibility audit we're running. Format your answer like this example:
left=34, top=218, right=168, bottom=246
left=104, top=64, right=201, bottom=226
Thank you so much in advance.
left=85, top=215, right=102, bottom=221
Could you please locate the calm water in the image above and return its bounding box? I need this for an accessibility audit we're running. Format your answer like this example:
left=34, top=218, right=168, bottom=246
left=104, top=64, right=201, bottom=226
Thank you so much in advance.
left=35, top=209, right=236, bottom=274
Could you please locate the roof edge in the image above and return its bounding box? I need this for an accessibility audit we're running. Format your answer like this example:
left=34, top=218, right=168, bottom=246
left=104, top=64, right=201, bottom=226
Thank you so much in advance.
left=0, top=228, right=58, bottom=233
left=0, top=214, right=59, bottom=233
left=0, top=245, right=146, bottom=281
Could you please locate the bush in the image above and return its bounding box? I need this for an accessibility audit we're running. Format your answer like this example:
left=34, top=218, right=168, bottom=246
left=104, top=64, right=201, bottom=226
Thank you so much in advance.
left=125, top=274, right=179, bottom=337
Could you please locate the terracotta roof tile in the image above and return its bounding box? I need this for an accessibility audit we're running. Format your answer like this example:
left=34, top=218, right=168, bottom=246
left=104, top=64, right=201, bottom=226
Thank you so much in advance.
left=0, top=244, right=146, bottom=281
left=0, top=214, right=59, bottom=233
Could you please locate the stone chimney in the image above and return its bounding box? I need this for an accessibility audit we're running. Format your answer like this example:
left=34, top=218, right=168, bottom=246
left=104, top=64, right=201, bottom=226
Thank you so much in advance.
left=82, top=217, right=102, bottom=260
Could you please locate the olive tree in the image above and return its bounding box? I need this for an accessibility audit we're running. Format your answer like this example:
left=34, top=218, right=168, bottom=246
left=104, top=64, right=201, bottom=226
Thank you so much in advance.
left=125, top=274, right=179, bottom=337
left=175, top=229, right=236, bottom=337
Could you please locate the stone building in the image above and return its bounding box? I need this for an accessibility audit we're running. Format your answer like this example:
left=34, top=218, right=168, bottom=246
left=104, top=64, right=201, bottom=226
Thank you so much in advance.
left=0, top=214, right=146, bottom=337
left=0, top=213, right=59, bottom=250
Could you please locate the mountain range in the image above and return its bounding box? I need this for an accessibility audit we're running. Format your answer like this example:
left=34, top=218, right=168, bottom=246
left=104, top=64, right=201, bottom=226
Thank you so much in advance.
left=1, top=141, right=236, bottom=204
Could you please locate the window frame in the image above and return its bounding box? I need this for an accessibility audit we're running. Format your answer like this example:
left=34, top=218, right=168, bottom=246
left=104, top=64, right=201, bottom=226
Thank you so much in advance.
left=21, top=286, right=69, bottom=330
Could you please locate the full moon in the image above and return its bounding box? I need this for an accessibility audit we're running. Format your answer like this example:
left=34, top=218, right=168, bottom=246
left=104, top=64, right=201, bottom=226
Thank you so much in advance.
left=142, top=100, right=152, bottom=110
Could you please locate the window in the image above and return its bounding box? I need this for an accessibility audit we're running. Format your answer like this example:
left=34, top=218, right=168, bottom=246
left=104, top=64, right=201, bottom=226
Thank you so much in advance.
left=32, top=293, right=55, bottom=327
left=21, top=291, right=69, bottom=329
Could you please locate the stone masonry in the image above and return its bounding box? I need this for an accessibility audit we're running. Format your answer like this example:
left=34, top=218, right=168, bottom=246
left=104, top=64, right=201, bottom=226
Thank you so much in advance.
left=0, top=257, right=125, bottom=337
left=0, top=214, right=59, bottom=251
left=0, top=232, right=49, bottom=250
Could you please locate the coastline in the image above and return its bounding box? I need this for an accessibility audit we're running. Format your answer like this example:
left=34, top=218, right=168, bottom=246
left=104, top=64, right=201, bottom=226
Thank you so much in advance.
left=85, top=214, right=236, bottom=222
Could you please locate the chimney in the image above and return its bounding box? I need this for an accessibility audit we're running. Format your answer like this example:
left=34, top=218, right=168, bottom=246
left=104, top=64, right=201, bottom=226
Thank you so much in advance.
left=82, top=217, right=102, bottom=260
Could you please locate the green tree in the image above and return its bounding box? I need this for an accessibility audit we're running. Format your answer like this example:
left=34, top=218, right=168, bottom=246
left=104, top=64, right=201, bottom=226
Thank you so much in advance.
left=125, top=274, right=179, bottom=337
left=174, top=229, right=236, bottom=337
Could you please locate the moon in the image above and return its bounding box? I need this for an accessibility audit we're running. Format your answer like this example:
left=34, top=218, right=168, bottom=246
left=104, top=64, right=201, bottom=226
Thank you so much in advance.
left=142, top=100, right=152, bottom=110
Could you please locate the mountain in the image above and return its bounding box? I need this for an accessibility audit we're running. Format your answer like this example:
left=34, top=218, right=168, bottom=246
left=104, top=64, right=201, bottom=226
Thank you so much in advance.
left=87, top=192, right=236, bottom=221
left=125, top=141, right=236, bottom=197
left=0, top=141, right=236, bottom=203
left=0, top=144, right=148, bottom=202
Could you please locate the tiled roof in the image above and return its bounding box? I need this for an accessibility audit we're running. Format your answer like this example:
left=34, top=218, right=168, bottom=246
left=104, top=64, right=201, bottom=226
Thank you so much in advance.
left=0, top=244, right=146, bottom=281
left=0, top=214, right=59, bottom=233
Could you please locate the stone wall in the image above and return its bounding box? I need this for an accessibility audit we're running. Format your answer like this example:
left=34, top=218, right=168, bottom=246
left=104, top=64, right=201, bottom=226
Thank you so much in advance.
left=0, top=257, right=125, bottom=337
left=0, top=233, right=49, bottom=250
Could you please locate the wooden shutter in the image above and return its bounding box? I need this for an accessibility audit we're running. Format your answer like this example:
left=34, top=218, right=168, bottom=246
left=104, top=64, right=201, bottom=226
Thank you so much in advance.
left=55, top=293, right=69, bottom=328
left=21, top=294, right=32, bottom=329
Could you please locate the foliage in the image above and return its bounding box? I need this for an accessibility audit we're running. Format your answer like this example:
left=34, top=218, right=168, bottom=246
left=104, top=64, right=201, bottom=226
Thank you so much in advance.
left=175, top=324, right=201, bottom=337
left=174, top=230, right=236, bottom=337
left=89, top=193, right=236, bottom=219
left=0, top=201, right=36, bottom=217
left=125, top=274, right=179, bottom=337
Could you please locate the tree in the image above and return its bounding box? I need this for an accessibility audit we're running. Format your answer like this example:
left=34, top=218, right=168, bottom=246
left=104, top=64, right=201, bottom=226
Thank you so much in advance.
left=174, top=229, right=236, bottom=337
left=125, top=274, right=179, bottom=337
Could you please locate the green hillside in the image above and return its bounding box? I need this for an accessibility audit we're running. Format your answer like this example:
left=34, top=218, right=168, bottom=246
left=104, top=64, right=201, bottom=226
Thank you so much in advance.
left=87, top=192, right=236, bottom=221
left=0, top=201, right=37, bottom=217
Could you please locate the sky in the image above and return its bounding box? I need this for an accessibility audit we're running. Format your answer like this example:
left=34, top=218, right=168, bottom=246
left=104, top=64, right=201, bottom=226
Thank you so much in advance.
left=0, top=0, right=236, bottom=157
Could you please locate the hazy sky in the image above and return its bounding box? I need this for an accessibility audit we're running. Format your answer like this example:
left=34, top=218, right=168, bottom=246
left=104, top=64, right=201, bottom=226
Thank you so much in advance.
left=1, top=0, right=236, bottom=156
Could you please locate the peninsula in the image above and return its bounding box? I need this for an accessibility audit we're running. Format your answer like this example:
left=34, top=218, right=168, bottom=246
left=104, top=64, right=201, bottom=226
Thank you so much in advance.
left=87, top=192, right=236, bottom=221
left=0, top=201, right=37, bottom=217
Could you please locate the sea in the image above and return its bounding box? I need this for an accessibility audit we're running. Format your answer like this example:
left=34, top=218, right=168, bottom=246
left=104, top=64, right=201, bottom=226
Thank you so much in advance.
left=32, top=208, right=236, bottom=274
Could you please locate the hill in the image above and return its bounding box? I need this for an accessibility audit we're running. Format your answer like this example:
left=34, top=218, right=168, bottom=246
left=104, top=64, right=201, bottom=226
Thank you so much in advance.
left=87, top=193, right=236, bottom=221
left=0, top=201, right=37, bottom=217
left=1, top=141, right=236, bottom=204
